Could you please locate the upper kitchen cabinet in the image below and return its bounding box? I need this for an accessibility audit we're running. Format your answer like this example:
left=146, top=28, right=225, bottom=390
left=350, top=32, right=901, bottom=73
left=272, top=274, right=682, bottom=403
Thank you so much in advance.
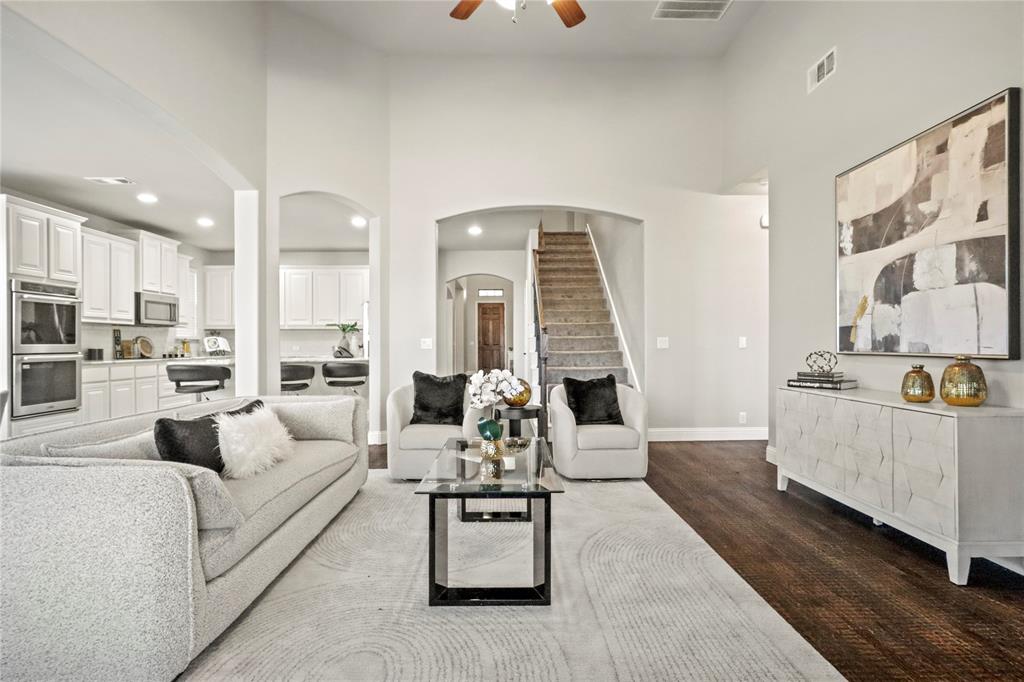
left=279, top=266, right=368, bottom=329
left=81, top=228, right=137, bottom=324
left=4, top=196, right=85, bottom=284
left=282, top=269, right=314, bottom=327
left=340, top=267, right=370, bottom=322
left=135, top=232, right=179, bottom=294
left=204, top=266, right=234, bottom=328
left=176, top=255, right=197, bottom=338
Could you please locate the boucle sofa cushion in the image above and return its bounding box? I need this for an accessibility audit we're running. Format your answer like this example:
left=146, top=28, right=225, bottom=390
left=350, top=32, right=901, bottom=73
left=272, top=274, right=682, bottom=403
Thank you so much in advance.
left=410, top=371, right=467, bottom=426
left=40, top=430, right=160, bottom=461
left=269, top=399, right=356, bottom=443
left=0, top=453, right=243, bottom=531
left=198, top=440, right=359, bottom=579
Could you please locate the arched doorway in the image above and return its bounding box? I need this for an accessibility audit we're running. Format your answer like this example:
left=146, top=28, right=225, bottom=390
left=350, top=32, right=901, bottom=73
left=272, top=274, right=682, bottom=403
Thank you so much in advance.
left=442, top=274, right=515, bottom=375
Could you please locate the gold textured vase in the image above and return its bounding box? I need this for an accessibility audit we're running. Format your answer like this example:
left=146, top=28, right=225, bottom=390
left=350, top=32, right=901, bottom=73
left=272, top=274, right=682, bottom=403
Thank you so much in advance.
left=940, top=355, right=988, bottom=407
left=503, top=378, right=532, bottom=408
left=900, top=364, right=935, bottom=403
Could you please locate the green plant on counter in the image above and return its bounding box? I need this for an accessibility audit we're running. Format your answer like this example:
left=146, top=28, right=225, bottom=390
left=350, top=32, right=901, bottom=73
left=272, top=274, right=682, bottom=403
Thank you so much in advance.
left=329, top=323, right=362, bottom=334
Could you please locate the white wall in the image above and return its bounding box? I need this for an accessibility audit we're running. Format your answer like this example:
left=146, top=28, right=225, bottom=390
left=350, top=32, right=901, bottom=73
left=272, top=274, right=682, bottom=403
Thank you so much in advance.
left=436, top=251, right=526, bottom=377
left=389, top=55, right=776, bottom=431
left=585, top=213, right=646, bottom=388
left=722, top=1, right=1024, bottom=445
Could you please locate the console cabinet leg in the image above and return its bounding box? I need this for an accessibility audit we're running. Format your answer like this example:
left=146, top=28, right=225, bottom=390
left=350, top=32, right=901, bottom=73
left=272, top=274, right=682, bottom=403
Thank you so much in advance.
left=776, top=470, right=789, bottom=492
left=946, top=549, right=971, bottom=585
left=872, top=518, right=884, bottom=527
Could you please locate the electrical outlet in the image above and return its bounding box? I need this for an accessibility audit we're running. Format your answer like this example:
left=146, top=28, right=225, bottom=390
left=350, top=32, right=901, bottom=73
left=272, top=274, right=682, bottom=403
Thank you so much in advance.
left=656, top=337, right=670, bottom=349
left=738, top=336, right=748, bottom=349
left=420, top=338, right=433, bottom=350
left=738, top=411, right=747, bottom=425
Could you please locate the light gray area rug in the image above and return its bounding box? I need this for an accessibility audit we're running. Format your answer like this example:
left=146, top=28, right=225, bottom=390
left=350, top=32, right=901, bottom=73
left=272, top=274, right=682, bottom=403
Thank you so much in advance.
left=182, top=471, right=842, bottom=681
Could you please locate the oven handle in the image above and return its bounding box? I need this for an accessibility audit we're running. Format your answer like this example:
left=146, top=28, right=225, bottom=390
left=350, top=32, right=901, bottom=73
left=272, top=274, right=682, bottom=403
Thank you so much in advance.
left=17, top=353, right=84, bottom=363
left=14, top=293, right=82, bottom=304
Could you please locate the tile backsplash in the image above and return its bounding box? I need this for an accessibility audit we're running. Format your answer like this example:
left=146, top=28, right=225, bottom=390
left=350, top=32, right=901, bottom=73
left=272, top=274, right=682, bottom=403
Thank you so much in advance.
left=82, top=324, right=216, bottom=359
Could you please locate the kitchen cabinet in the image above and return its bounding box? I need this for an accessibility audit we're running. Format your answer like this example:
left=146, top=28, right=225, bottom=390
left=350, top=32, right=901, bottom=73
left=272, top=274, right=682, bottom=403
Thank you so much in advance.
left=81, top=381, right=110, bottom=423
left=109, top=379, right=136, bottom=419
left=81, top=228, right=136, bottom=324
left=5, top=196, right=85, bottom=283
left=135, top=377, right=158, bottom=413
left=204, top=266, right=234, bottom=328
left=283, top=269, right=314, bottom=327
left=279, top=266, right=368, bottom=329
left=176, top=255, right=196, bottom=338
left=136, top=232, right=179, bottom=294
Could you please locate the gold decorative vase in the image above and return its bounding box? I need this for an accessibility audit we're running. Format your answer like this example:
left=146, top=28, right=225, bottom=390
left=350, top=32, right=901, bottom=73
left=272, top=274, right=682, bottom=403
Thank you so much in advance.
left=503, top=379, right=532, bottom=408
left=900, top=364, right=935, bottom=403
left=940, top=355, right=988, bottom=407
left=480, top=439, right=504, bottom=459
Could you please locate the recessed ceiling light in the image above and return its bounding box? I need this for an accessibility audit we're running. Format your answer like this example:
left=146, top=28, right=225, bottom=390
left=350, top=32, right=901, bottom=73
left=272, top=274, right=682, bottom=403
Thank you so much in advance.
left=197, top=217, right=215, bottom=228
left=351, top=215, right=368, bottom=228
left=136, top=193, right=158, bottom=204
left=468, top=225, right=483, bottom=236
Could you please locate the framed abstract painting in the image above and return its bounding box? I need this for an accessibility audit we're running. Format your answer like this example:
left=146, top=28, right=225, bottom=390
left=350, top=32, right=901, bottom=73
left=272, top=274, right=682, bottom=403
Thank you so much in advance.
left=836, top=88, right=1020, bottom=359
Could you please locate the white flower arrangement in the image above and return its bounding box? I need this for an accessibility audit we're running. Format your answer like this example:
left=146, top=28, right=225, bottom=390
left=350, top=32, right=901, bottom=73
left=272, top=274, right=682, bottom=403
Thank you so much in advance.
left=468, top=369, right=525, bottom=409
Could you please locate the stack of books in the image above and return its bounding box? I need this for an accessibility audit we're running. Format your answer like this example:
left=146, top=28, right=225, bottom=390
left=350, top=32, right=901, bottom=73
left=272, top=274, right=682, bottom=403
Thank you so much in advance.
left=787, top=371, right=858, bottom=390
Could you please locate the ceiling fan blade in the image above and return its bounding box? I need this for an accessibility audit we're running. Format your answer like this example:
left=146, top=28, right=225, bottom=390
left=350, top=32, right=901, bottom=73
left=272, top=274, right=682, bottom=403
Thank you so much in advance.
left=551, top=0, right=586, bottom=27
left=450, top=0, right=483, bottom=20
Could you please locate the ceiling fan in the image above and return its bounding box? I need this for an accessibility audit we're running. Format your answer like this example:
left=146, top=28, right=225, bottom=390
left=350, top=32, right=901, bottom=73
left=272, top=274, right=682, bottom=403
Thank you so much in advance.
left=450, top=0, right=586, bottom=28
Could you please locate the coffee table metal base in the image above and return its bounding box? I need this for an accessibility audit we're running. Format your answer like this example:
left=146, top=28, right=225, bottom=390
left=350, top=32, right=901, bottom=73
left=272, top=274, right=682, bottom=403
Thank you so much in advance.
left=429, top=494, right=551, bottom=606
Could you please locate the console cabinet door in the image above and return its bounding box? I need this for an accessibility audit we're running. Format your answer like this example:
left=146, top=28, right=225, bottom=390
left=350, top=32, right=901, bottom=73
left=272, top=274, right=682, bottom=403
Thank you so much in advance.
left=776, top=390, right=810, bottom=477
left=837, top=401, right=893, bottom=511
left=893, top=410, right=957, bottom=538
left=8, top=206, right=48, bottom=279
left=48, top=218, right=81, bottom=283
left=802, top=393, right=844, bottom=493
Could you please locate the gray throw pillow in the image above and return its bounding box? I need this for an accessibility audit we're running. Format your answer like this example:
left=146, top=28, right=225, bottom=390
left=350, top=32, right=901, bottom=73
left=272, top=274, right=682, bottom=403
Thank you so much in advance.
left=40, top=430, right=160, bottom=461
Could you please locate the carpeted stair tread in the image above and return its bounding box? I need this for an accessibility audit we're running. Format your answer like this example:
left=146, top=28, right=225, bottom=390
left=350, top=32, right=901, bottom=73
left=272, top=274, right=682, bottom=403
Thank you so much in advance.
left=546, top=366, right=629, bottom=383
left=547, top=335, right=619, bottom=351
left=544, top=310, right=611, bottom=324
left=545, top=322, right=615, bottom=337
left=548, top=350, right=623, bottom=367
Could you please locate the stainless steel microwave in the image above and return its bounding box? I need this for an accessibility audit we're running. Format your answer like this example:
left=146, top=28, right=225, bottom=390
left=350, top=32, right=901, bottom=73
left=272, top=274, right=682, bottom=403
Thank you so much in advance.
left=135, top=291, right=179, bottom=326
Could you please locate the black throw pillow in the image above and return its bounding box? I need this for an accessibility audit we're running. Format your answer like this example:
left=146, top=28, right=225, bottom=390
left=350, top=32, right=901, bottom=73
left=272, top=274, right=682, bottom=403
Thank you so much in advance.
left=154, top=400, right=264, bottom=473
left=410, top=371, right=467, bottom=426
left=563, top=375, right=624, bottom=425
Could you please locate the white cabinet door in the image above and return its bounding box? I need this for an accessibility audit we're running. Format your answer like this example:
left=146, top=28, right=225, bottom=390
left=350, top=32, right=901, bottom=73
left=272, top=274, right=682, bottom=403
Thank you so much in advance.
left=177, top=256, right=195, bottom=336
left=204, top=267, right=234, bottom=328
left=110, top=240, right=136, bottom=322
left=81, top=382, right=110, bottom=423
left=283, top=269, right=313, bottom=327
left=160, top=242, right=178, bottom=294
left=81, top=234, right=111, bottom=322
left=340, top=268, right=369, bottom=321
left=8, top=206, right=49, bottom=279
left=135, top=378, right=158, bottom=414
left=48, top=218, right=81, bottom=283
left=312, top=269, right=341, bottom=326
left=109, top=379, right=136, bottom=418
left=139, top=235, right=162, bottom=292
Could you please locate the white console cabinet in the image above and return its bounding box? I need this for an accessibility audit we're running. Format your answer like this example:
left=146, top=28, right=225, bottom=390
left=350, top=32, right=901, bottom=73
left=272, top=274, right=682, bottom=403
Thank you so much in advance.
left=776, top=387, right=1024, bottom=585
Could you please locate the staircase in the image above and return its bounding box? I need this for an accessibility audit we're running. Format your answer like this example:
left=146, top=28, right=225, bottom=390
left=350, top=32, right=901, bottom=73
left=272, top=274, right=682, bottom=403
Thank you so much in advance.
left=535, top=232, right=629, bottom=389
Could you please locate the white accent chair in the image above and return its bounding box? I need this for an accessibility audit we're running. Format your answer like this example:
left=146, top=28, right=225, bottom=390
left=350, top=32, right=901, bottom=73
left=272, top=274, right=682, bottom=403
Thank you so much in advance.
left=549, top=383, right=648, bottom=479
left=386, top=384, right=482, bottom=480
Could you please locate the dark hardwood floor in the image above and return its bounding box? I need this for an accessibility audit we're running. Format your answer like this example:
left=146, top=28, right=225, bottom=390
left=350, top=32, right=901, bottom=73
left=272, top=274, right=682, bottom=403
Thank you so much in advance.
left=369, top=441, right=1024, bottom=680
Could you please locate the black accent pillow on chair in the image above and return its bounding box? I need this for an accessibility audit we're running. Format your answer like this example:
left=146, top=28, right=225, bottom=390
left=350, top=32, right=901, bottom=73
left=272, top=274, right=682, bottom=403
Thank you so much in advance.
left=154, top=400, right=264, bottom=473
left=563, top=375, right=624, bottom=425
left=410, top=371, right=467, bottom=426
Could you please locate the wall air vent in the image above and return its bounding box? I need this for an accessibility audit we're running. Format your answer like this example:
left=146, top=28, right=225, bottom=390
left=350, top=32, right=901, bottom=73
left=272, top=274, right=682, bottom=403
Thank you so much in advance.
left=83, top=176, right=136, bottom=185
left=807, top=47, right=837, bottom=94
left=652, top=0, right=733, bottom=21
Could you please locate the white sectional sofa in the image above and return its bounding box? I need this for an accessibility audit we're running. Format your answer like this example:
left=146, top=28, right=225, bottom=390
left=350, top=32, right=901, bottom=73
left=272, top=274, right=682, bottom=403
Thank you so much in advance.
left=0, top=395, right=367, bottom=681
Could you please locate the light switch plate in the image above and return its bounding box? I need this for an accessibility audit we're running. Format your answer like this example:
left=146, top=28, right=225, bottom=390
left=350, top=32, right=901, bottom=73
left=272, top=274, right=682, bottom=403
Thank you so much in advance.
left=738, top=336, right=748, bottom=349
left=739, top=411, right=747, bottom=425
left=656, top=337, right=670, bottom=349
left=420, top=338, right=433, bottom=350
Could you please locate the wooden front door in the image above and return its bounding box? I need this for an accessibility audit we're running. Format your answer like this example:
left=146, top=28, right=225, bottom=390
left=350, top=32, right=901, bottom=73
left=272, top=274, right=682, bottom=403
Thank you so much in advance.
left=477, top=303, right=506, bottom=370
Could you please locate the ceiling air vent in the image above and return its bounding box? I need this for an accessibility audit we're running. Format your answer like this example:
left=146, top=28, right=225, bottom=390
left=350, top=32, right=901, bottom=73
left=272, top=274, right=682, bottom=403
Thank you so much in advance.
left=83, top=176, right=136, bottom=185
left=652, top=0, right=733, bottom=21
left=807, top=47, right=837, bottom=94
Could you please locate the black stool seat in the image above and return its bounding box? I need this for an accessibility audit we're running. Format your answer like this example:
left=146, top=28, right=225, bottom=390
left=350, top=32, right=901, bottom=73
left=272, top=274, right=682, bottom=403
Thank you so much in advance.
left=323, top=361, right=369, bottom=388
left=167, top=365, right=231, bottom=400
left=281, top=364, right=315, bottom=393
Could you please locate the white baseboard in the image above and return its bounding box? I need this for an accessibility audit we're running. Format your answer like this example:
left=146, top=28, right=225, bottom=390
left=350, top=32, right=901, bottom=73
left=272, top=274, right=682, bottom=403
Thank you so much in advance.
left=369, top=431, right=386, bottom=445
left=765, top=444, right=777, bottom=464
left=649, top=427, right=768, bottom=442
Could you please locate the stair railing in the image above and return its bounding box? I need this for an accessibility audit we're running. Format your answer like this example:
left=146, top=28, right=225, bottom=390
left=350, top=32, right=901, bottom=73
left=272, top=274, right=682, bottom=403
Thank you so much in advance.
left=532, top=222, right=549, bottom=440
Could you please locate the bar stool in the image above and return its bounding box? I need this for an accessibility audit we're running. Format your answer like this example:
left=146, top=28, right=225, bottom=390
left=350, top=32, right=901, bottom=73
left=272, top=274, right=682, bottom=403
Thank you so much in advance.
left=166, top=365, right=231, bottom=401
left=281, top=364, right=315, bottom=394
left=322, top=361, right=369, bottom=394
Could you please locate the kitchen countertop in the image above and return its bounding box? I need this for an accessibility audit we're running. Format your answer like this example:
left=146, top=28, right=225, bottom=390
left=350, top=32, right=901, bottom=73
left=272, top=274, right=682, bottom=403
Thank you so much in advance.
left=280, top=355, right=368, bottom=363
left=83, top=356, right=234, bottom=366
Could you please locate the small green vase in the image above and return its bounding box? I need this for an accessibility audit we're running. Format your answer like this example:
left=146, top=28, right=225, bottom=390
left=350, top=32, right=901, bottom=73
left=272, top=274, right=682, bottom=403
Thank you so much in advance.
left=477, top=417, right=503, bottom=442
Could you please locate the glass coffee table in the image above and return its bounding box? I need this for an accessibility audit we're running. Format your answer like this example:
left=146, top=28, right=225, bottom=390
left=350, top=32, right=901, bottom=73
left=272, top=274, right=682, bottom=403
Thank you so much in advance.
left=415, top=437, right=564, bottom=606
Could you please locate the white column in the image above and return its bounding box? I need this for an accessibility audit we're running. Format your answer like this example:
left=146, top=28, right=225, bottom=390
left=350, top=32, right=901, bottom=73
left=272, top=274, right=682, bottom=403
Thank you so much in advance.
left=233, top=190, right=263, bottom=396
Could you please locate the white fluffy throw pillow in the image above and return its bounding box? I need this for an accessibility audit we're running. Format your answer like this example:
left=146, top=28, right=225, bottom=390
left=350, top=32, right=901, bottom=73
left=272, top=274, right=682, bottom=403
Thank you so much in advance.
left=215, top=406, right=294, bottom=479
